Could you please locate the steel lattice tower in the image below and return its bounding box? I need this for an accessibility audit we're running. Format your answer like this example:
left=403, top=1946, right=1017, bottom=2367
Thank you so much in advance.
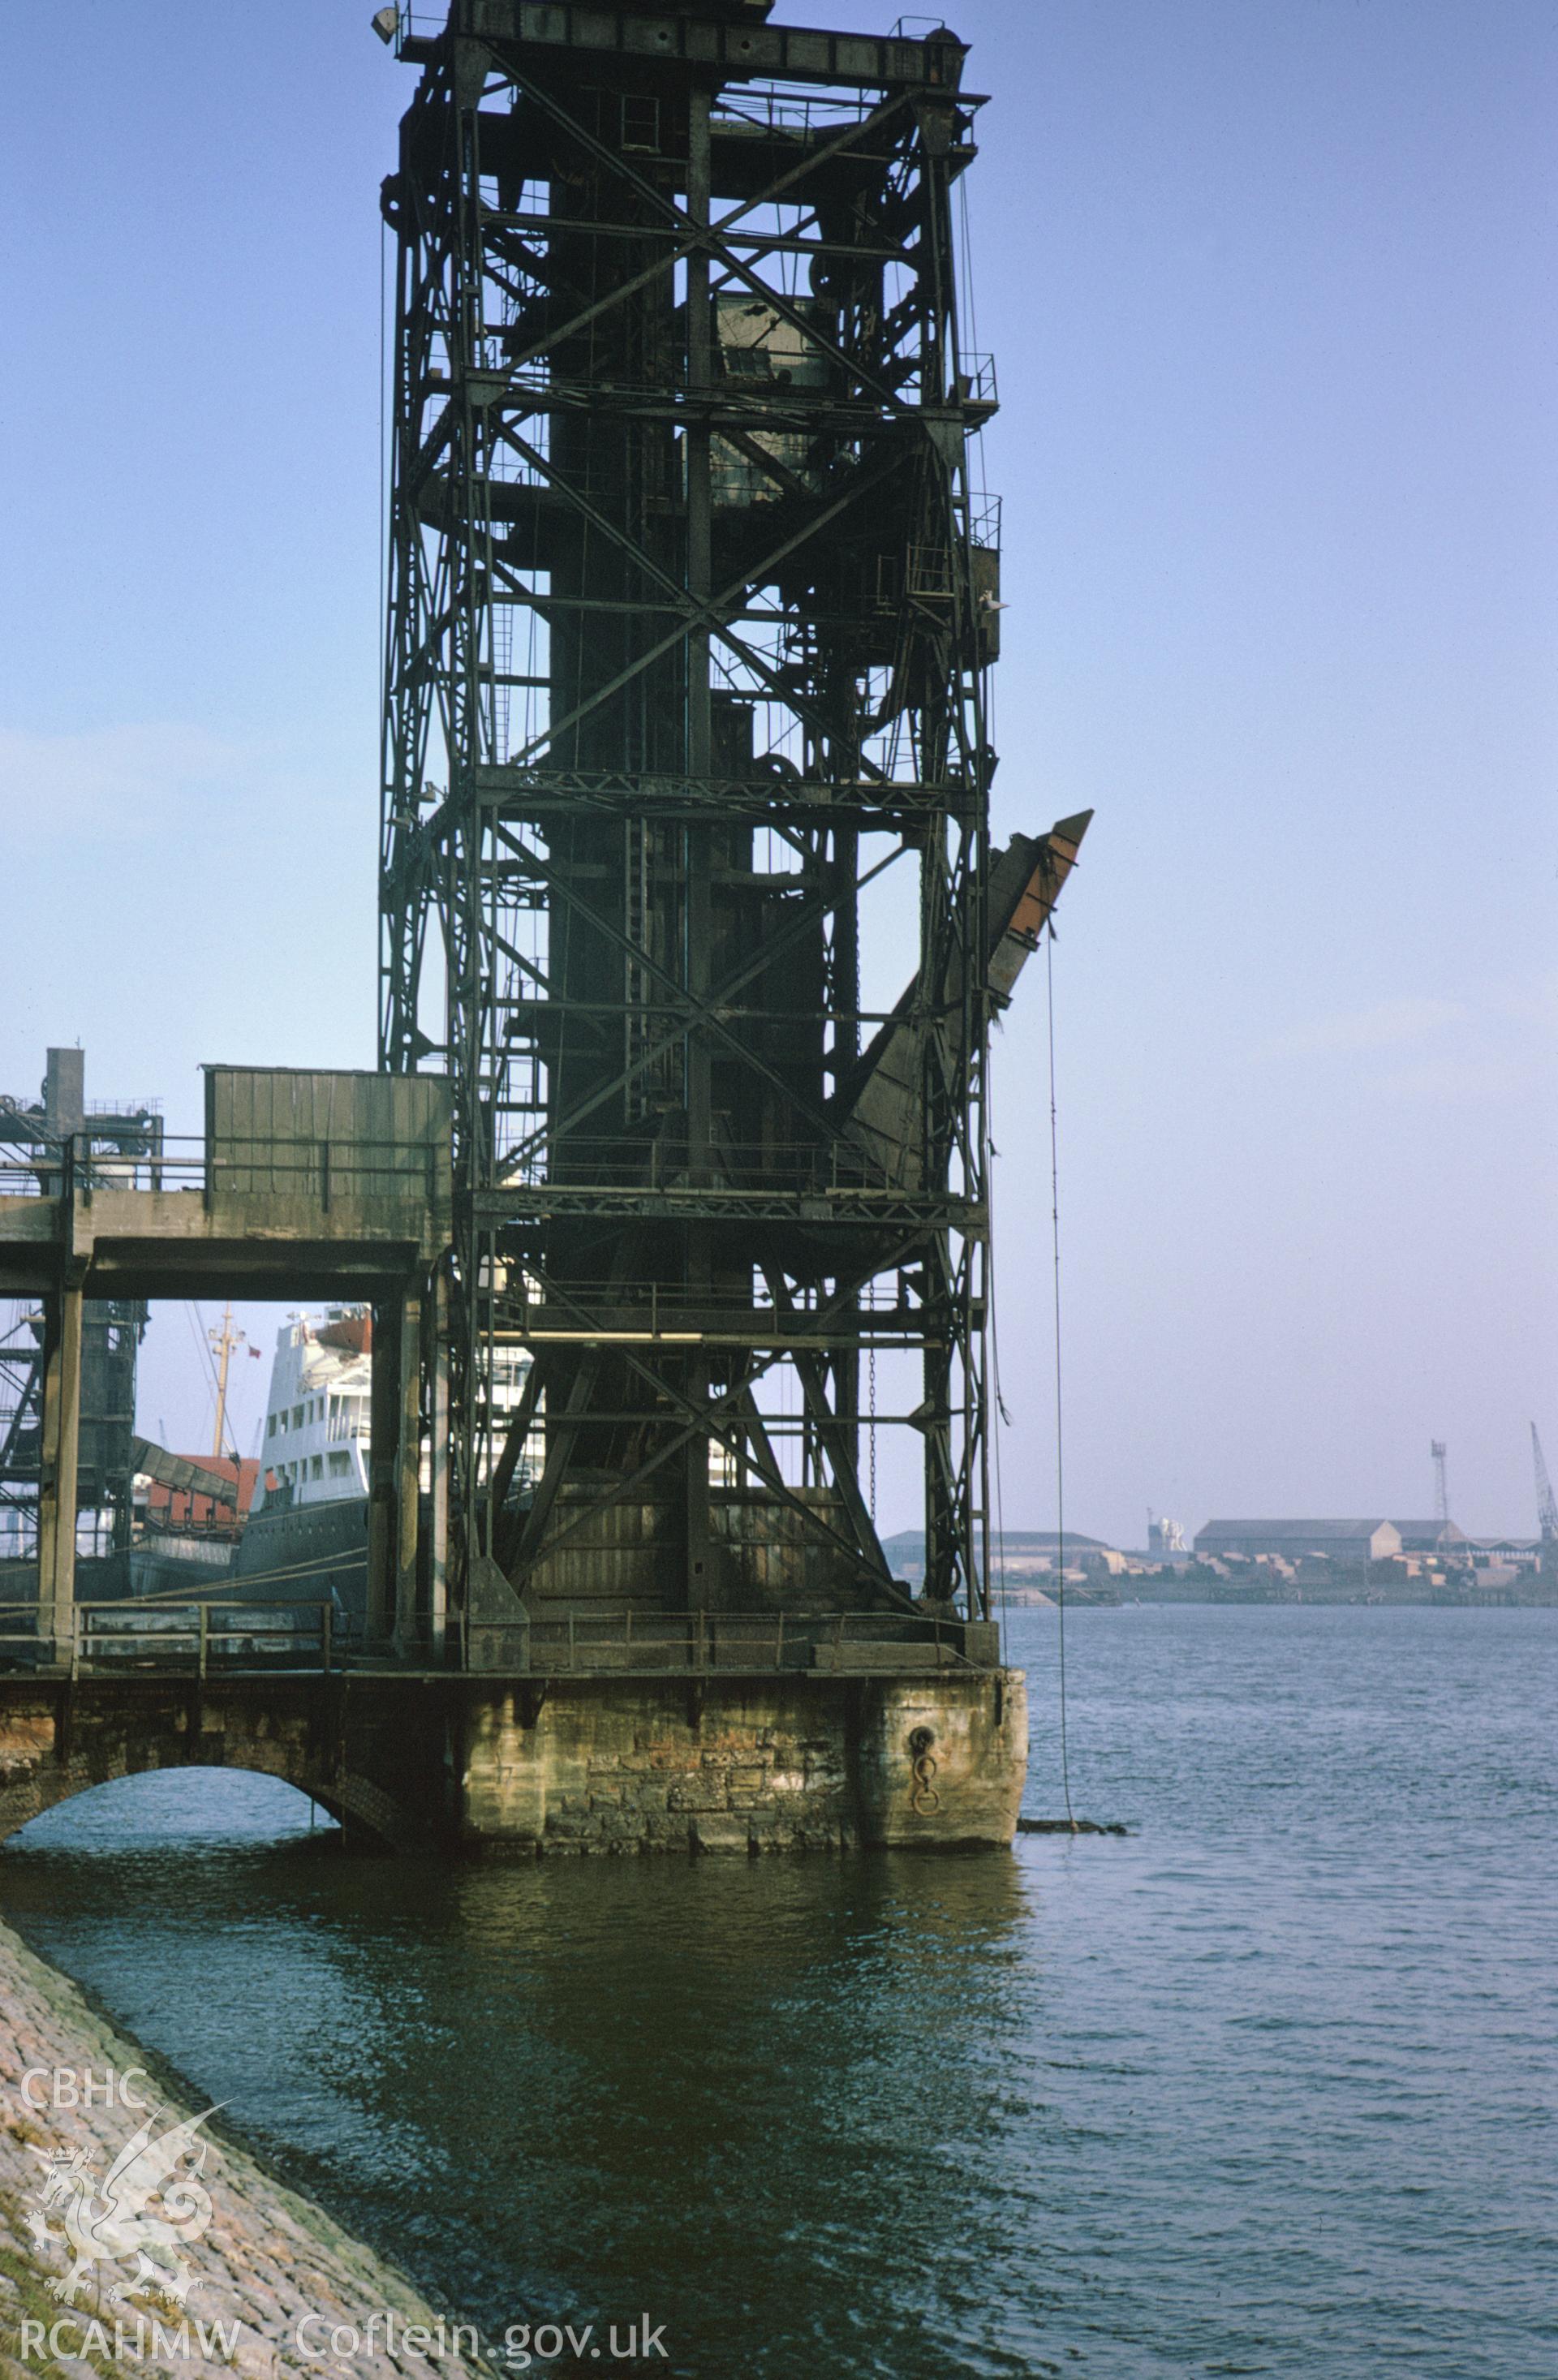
left=379, top=0, right=1067, bottom=1630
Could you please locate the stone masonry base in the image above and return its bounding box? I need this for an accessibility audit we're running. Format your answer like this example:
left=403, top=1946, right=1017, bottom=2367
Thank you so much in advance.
left=459, top=1668, right=1028, bottom=1853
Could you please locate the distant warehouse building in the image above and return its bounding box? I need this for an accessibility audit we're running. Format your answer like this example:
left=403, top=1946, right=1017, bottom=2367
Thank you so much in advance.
left=1465, top=1535, right=1540, bottom=1573
left=1387, top=1518, right=1468, bottom=1556
left=1194, top=1518, right=1402, bottom=1564
left=879, top=1529, right=1115, bottom=1584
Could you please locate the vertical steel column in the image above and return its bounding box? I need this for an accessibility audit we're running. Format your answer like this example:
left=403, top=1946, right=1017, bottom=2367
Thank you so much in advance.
left=683, top=84, right=716, bottom=1607
left=368, top=1293, right=402, bottom=1641
left=394, top=1284, right=424, bottom=1651
left=428, top=1270, right=450, bottom=1659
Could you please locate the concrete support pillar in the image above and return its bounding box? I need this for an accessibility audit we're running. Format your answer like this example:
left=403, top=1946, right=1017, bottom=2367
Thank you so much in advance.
left=37, top=1283, right=84, bottom=1662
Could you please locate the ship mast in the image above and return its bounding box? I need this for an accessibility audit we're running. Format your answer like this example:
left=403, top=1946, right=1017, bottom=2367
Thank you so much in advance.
left=208, top=1300, right=246, bottom=1462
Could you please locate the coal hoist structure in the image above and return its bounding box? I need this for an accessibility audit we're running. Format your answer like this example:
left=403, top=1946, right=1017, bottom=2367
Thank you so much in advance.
left=379, top=0, right=1086, bottom=1636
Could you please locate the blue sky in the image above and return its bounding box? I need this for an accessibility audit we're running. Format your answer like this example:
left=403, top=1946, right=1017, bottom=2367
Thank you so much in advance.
left=1, top=1, right=1551, bottom=1539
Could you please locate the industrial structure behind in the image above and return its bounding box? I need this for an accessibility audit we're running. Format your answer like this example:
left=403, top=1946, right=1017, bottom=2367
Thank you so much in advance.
left=380, top=0, right=1086, bottom=1638
left=0, top=0, right=1090, bottom=1854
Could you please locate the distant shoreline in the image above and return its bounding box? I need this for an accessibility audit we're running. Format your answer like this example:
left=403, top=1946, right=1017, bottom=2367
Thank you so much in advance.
left=996, top=1584, right=1557, bottom=1609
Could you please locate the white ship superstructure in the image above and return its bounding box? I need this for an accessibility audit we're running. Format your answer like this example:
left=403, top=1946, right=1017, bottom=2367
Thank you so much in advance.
left=252, top=1307, right=539, bottom=1518
left=254, top=1310, right=372, bottom=1510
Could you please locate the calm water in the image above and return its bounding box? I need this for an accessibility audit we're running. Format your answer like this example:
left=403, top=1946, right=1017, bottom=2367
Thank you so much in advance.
left=2, top=1606, right=1553, bottom=2378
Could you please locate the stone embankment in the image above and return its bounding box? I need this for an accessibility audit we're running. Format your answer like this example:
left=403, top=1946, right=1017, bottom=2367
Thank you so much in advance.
left=0, top=1919, right=487, bottom=2380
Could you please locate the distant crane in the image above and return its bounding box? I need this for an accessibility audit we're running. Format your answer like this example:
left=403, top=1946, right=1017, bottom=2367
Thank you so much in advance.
left=1431, top=1439, right=1449, bottom=1528
left=1532, top=1424, right=1558, bottom=1545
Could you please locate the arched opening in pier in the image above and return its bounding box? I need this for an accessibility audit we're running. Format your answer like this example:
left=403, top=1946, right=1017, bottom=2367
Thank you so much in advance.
left=1, top=1766, right=340, bottom=1856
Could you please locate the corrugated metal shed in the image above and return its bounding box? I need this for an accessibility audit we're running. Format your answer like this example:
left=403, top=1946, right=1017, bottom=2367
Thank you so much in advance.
left=1193, top=1518, right=1403, bottom=1562
left=203, top=1068, right=451, bottom=1203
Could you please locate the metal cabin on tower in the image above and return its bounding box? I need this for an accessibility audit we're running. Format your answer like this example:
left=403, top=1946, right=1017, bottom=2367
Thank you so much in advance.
left=377, top=0, right=1086, bottom=1650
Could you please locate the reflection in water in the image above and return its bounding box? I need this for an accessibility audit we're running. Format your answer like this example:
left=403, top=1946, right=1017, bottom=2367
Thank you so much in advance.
left=5, top=1607, right=1555, bottom=2380
left=3, top=1773, right=1039, bottom=2379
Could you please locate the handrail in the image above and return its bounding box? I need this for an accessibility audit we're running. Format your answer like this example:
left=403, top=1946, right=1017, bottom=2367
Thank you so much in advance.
left=58, top=1599, right=342, bottom=1676
left=1, top=1128, right=913, bottom=1205
left=466, top=1606, right=973, bottom=1676
left=0, top=1130, right=445, bottom=1202
left=0, top=1601, right=974, bottom=1677
left=497, top=1133, right=895, bottom=1194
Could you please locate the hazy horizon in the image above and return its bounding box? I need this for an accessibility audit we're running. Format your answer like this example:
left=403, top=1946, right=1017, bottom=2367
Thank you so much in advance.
left=2, top=1, right=1551, bottom=1543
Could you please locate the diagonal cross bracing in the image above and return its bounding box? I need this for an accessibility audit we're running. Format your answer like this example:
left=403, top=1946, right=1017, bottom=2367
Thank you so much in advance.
left=381, top=1, right=999, bottom=1622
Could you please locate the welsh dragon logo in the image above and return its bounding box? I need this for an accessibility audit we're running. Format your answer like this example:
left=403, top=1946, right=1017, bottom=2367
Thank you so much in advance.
left=24, top=2104, right=221, bottom=2308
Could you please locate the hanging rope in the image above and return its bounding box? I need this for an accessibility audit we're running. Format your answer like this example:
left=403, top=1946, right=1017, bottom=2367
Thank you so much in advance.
left=985, top=1128, right=1011, bottom=1634
left=868, top=1345, right=877, bottom=1523
left=379, top=214, right=387, bottom=733
left=989, top=1242, right=1009, bottom=1627
left=1047, top=930, right=1076, bottom=1828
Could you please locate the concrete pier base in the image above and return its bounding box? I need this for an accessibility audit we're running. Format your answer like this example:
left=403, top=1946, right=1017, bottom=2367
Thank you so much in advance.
left=0, top=1668, right=1028, bottom=1855
left=460, top=1670, right=1028, bottom=1854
